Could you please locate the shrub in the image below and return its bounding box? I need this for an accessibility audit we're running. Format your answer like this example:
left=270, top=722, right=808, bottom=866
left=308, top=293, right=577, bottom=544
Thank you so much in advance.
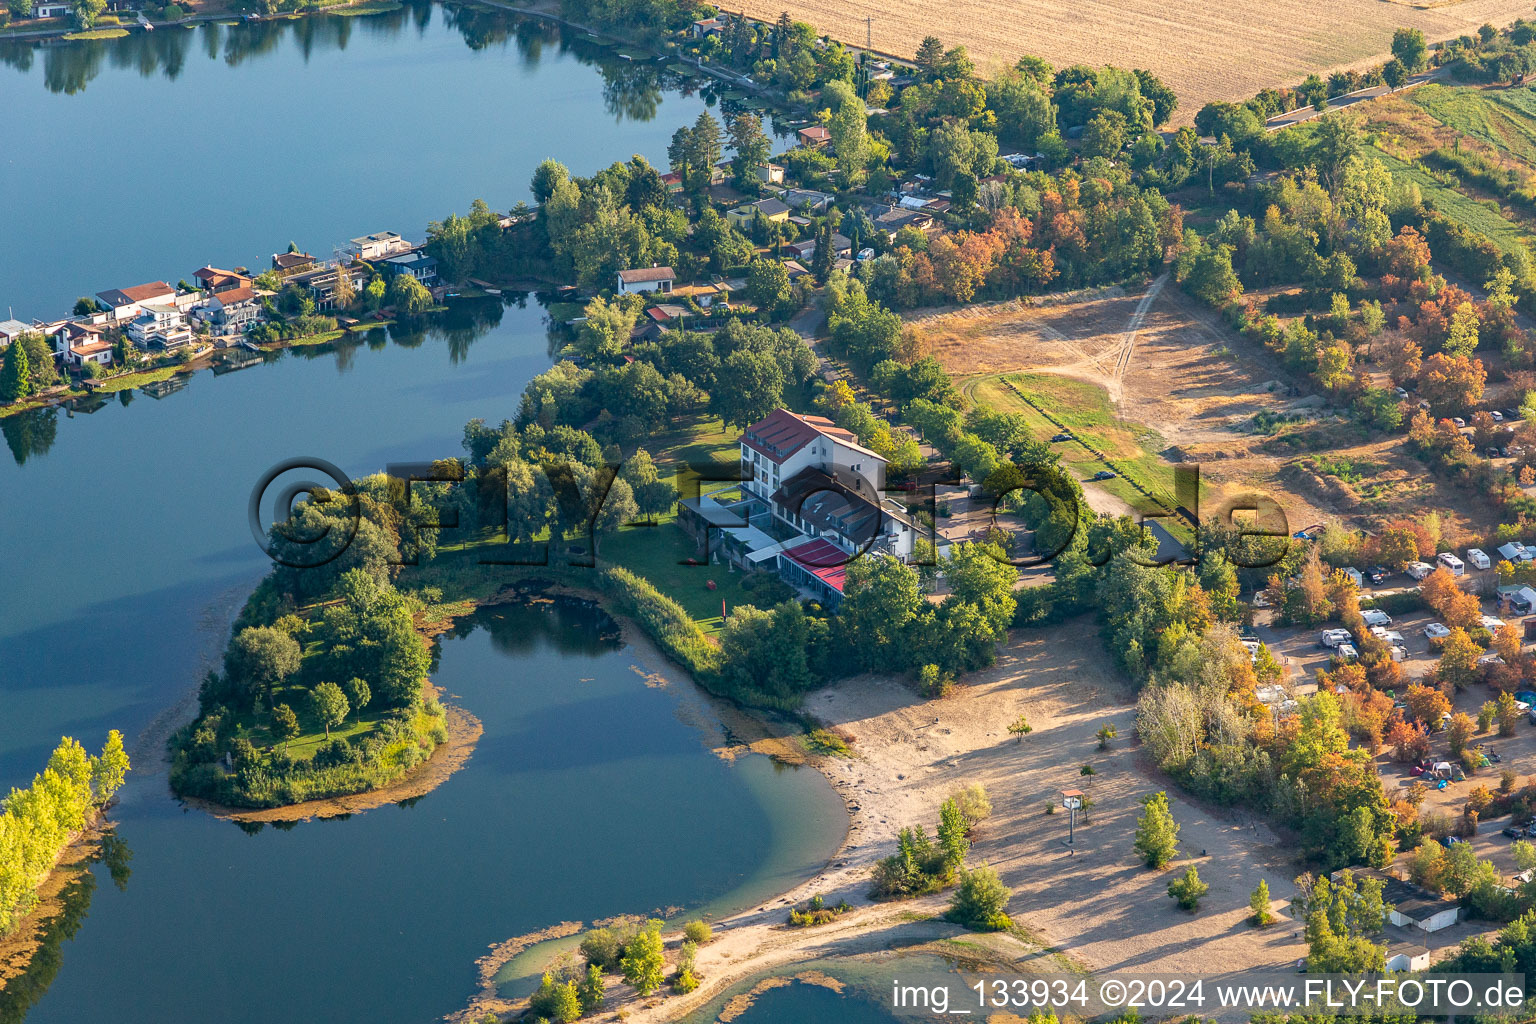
left=945, top=863, right=1012, bottom=930
left=917, top=663, right=954, bottom=698
left=1168, top=865, right=1209, bottom=911
left=682, top=920, right=712, bottom=945
left=949, top=783, right=991, bottom=830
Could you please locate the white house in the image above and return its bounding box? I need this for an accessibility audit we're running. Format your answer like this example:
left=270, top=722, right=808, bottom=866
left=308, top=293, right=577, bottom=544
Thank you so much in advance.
left=96, top=281, right=176, bottom=322
left=44, top=320, right=113, bottom=368
left=616, top=266, right=675, bottom=295
left=33, top=1, right=71, bottom=16
left=194, top=287, right=263, bottom=336
left=740, top=408, right=887, bottom=502
left=126, top=303, right=192, bottom=350
left=345, top=232, right=411, bottom=261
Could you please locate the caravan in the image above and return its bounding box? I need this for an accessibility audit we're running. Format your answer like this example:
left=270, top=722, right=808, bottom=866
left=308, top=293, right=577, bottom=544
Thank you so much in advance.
left=1437, top=552, right=1466, bottom=576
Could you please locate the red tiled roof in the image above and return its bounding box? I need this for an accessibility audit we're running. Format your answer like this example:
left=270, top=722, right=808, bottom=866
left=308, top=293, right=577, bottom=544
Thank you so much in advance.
left=798, top=125, right=830, bottom=141
left=97, top=281, right=174, bottom=307
left=740, top=408, right=883, bottom=465
left=783, top=538, right=848, bottom=593
left=213, top=287, right=257, bottom=305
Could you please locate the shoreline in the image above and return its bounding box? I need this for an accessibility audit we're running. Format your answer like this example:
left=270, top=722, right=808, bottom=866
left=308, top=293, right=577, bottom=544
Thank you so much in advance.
left=0, top=813, right=113, bottom=991
left=177, top=703, right=482, bottom=823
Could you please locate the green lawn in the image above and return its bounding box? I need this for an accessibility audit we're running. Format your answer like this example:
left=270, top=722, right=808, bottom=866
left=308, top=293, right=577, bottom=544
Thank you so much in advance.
left=966, top=373, right=1186, bottom=512
left=1370, top=149, right=1533, bottom=257
left=226, top=684, right=394, bottom=762
left=602, top=513, right=762, bottom=633
left=1410, top=83, right=1536, bottom=167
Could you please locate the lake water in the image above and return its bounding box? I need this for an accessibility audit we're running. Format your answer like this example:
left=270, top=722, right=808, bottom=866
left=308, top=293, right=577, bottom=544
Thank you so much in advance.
left=0, top=11, right=845, bottom=1013
left=0, top=0, right=758, bottom=316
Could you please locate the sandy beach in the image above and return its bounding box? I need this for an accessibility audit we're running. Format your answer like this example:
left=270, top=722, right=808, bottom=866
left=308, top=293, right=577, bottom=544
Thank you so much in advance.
left=468, top=613, right=1313, bottom=1023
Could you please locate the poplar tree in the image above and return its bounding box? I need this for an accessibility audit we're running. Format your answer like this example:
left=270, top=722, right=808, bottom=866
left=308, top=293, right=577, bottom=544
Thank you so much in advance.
left=1133, top=791, right=1180, bottom=868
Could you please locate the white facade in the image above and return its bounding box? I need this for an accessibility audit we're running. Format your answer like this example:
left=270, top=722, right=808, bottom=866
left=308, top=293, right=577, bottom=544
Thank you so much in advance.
left=1389, top=904, right=1459, bottom=934
left=126, top=303, right=192, bottom=349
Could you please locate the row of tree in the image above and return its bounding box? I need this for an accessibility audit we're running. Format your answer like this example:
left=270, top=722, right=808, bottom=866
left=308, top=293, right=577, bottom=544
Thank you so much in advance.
left=0, top=734, right=130, bottom=936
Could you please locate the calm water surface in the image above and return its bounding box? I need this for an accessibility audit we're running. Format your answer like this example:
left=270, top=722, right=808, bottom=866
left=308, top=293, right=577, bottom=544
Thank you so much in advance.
left=0, top=0, right=746, bottom=315
left=0, top=277, right=840, bottom=1021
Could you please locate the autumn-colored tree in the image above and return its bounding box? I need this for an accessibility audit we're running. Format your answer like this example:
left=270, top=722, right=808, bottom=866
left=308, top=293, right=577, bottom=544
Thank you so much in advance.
left=1380, top=332, right=1424, bottom=386
left=1373, top=527, right=1422, bottom=570
left=1284, top=550, right=1334, bottom=626
left=1448, top=712, right=1474, bottom=757
left=1386, top=716, right=1430, bottom=762
left=1437, top=627, right=1483, bottom=692
left=1418, top=352, right=1486, bottom=414
left=1498, top=690, right=1521, bottom=736
left=1494, top=623, right=1524, bottom=667
left=1404, top=683, right=1451, bottom=726
left=1383, top=226, right=1433, bottom=283
left=1419, top=567, right=1462, bottom=614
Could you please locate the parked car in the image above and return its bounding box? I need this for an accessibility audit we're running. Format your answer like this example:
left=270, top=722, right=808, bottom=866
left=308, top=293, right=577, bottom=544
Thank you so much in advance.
left=1395, top=387, right=1409, bottom=399
left=1051, top=432, right=1072, bottom=442
left=1443, top=835, right=1464, bottom=847
left=1091, top=470, right=1117, bottom=480
left=1504, top=827, right=1524, bottom=839
left=1453, top=417, right=1467, bottom=428
left=1493, top=411, right=1505, bottom=422
left=1424, top=622, right=1452, bottom=639
left=1367, top=566, right=1390, bottom=584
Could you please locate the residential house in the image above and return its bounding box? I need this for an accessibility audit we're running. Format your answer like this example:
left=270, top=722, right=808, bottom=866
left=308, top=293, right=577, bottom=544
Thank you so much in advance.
left=45, top=320, right=113, bottom=368
left=690, top=15, right=726, bottom=37
left=873, top=205, right=935, bottom=238
left=192, top=266, right=252, bottom=295
left=660, top=171, right=685, bottom=194
left=96, top=281, right=176, bottom=321
left=785, top=239, right=817, bottom=261
left=0, top=319, right=32, bottom=349
left=344, top=232, right=411, bottom=261
left=797, top=125, right=831, bottom=148
left=289, top=264, right=369, bottom=312
left=381, top=250, right=439, bottom=286
left=755, top=163, right=785, bottom=184
left=125, top=303, right=193, bottom=350
left=616, top=266, right=675, bottom=295
left=34, top=1, right=71, bottom=16
left=781, top=188, right=834, bottom=211
left=726, top=197, right=791, bottom=229
left=271, top=251, right=317, bottom=278
left=193, top=287, right=263, bottom=336
left=783, top=259, right=811, bottom=281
